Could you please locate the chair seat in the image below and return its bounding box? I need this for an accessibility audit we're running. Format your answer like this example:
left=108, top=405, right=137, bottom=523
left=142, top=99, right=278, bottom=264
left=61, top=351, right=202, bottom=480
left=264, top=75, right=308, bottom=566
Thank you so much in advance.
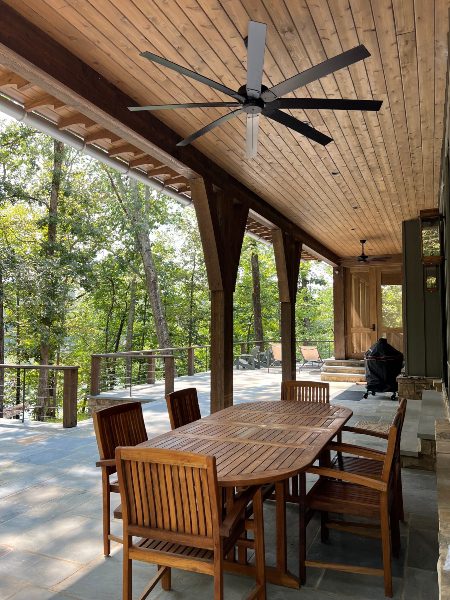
left=136, top=537, right=214, bottom=561
left=330, top=455, right=383, bottom=478
left=307, top=479, right=381, bottom=518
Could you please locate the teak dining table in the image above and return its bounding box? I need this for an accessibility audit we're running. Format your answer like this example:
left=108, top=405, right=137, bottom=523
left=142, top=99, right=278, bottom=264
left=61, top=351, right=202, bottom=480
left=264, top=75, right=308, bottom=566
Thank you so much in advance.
left=141, top=400, right=353, bottom=589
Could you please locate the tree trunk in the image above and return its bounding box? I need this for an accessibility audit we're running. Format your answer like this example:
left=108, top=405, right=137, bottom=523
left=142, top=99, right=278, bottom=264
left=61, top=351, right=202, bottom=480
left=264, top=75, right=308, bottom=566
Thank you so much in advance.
left=107, top=173, right=172, bottom=351
left=36, top=139, right=64, bottom=420
left=188, top=253, right=197, bottom=347
left=251, top=251, right=264, bottom=349
left=125, top=276, right=136, bottom=384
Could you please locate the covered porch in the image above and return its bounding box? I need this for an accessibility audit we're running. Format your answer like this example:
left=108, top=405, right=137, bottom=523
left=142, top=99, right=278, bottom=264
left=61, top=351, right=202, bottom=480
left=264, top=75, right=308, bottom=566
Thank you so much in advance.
left=0, top=1, right=449, bottom=599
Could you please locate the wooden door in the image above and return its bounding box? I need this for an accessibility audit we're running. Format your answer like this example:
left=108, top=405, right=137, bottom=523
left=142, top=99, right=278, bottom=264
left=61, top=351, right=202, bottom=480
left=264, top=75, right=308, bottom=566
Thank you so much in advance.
left=345, top=266, right=403, bottom=358
left=346, top=268, right=378, bottom=358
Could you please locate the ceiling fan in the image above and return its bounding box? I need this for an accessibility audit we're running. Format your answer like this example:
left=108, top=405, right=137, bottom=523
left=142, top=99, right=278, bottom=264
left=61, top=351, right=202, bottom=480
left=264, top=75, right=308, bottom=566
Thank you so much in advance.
left=357, top=240, right=389, bottom=263
left=129, top=21, right=382, bottom=159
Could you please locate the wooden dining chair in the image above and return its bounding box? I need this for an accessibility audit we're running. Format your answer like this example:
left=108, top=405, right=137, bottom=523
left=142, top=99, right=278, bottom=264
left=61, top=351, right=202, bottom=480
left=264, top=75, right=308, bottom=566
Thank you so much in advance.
left=93, top=401, right=148, bottom=556
left=280, top=380, right=330, bottom=502
left=303, top=408, right=404, bottom=597
left=116, top=446, right=266, bottom=600
left=281, top=380, right=329, bottom=403
left=331, top=398, right=407, bottom=522
left=166, top=387, right=201, bottom=430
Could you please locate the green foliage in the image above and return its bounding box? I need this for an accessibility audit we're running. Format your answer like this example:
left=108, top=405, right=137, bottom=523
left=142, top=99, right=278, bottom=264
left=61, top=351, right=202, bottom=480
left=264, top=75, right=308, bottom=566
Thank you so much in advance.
left=0, top=116, right=334, bottom=412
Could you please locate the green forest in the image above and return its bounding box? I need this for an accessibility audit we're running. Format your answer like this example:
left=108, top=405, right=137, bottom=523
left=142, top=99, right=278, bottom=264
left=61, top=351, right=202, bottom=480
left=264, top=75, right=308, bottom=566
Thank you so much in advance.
left=0, top=117, right=333, bottom=418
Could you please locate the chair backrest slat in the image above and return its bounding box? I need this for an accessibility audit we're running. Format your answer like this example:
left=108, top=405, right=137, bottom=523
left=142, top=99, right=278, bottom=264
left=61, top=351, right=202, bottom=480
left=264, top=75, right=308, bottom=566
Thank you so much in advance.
left=93, top=402, right=148, bottom=461
left=281, top=380, right=329, bottom=403
left=116, top=447, right=219, bottom=543
left=382, top=398, right=407, bottom=483
left=166, top=388, right=201, bottom=430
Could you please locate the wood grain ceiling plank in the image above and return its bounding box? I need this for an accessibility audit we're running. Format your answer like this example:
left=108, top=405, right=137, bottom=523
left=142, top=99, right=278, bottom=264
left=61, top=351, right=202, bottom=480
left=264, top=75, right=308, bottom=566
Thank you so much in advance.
left=303, top=0, right=399, bottom=252
left=235, top=0, right=388, bottom=250
left=350, top=0, right=415, bottom=223
left=276, top=0, right=396, bottom=253
left=326, top=1, right=407, bottom=229
left=370, top=0, right=418, bottom=215
left=414, top=0, right=435, bottom=209
left=396, top=28, right=426, bottom=209
left=142, top=0, right=355, bottom=236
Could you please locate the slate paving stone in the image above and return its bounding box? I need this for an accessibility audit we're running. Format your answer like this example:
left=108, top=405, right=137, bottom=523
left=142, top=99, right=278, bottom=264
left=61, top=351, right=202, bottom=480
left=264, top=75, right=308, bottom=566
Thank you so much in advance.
left=0, top=370, right=440, bottom=600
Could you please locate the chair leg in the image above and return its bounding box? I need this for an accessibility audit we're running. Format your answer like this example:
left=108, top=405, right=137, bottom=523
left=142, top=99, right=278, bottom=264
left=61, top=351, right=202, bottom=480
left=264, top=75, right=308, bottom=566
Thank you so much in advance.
left=213, top=549, right=224, bottom=600
left=397, top=468, right=405, bottom=522
left=123, top=535, right=132, bottom=600
left=390, top=500, right=401, bottom=559
left=160, top=565, right=171, bottom=591
left=298, top=473, right=307, bottom=584
left=380, top=497, right=393, bottom=598
left=102, top=470, right=111, bottom=557
left=253, top=488, right=266, bottom=600
left=320, top=512, right=329, bottom=543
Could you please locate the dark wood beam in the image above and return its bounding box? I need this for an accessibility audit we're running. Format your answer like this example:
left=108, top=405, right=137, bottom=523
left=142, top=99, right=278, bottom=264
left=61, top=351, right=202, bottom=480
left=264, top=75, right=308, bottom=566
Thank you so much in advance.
left=0, top=2, right=339, bottom=264
left=191, top=178, right=248, bottom=412
left=272, top=229, right=301, bottom=381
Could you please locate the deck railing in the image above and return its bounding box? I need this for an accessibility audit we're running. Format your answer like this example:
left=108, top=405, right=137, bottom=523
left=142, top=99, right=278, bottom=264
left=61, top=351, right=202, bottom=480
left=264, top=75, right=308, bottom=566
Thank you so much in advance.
left=90, top=339, right=334, bottom=398
left=0, top=364, right=79, bottom=427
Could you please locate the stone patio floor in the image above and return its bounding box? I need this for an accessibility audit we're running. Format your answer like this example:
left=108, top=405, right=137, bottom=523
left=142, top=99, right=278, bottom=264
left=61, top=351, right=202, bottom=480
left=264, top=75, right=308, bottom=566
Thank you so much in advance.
left=0, top=368, right=439, bottom=599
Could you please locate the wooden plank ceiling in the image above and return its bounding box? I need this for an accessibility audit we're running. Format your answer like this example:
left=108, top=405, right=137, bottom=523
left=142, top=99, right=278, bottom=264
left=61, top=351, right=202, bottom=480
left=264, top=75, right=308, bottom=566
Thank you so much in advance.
left=2, top=0, right=449, bottom=258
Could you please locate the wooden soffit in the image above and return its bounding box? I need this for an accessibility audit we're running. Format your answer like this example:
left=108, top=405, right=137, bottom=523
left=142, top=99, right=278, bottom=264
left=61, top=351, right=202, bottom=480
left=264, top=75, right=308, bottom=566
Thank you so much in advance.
left=0, top=0, right=448, bottom=260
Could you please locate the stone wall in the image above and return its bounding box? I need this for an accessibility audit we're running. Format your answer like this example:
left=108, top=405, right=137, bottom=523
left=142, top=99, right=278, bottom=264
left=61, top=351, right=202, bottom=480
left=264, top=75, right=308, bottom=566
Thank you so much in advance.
left=436, top=419, right=450, bottom=599
left=397, top=374, right=442, bottom=400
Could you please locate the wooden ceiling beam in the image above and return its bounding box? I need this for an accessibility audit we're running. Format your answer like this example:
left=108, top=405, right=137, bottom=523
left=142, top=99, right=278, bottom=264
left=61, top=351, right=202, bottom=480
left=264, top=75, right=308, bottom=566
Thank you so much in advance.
left=24, top=92, right=65, bottom=111
left=129, top=155, right=162, bottom=168
left=108, top=143, right=141, bottom=157
left=58, top=113, right=96, bottom=130
left=165, top=175, right=186, bottom=185
left=0, top=70, right=28, bottom=89
left=0, top=2, right=338, bottom=265
left=84, top=128, right=121, bottom=144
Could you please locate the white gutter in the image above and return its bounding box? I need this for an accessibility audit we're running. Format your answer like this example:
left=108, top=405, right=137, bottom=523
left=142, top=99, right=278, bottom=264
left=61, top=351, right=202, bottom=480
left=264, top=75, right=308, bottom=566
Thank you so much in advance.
left=0, top=95, right=192, bottom=206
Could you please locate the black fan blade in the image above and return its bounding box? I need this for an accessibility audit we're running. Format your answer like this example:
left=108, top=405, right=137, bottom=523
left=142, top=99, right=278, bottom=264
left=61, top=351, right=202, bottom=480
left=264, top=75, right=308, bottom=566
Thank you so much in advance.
left=246, top=21, right=266, bottom=99
left=176, top=108, right=244, bottom=147
left=264, top=109, right=332, bottom=145
left=275, top=98, right=383, bottom=111
left=261, top=45, right=371, bottom=101
left=128, top=102, right=240, bottom=111
left=140, top=51, right=245, bottom=102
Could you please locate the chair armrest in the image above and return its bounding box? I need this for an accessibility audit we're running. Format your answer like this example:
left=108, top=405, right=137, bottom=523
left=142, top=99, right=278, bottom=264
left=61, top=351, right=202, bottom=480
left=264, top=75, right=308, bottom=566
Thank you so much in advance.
left=307, top=466, right=387, bottom=492
left=327, top=442, right=385, bottom=461
left=342, top=425, right=389, bottom=439
left=220, top=486, right=260, bottom=537
left=96, top=458, right=116, bottom=468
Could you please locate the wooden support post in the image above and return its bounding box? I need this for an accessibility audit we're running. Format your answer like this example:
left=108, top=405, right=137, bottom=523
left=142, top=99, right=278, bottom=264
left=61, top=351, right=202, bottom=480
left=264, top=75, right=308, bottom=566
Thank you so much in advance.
left=90, top=355, right=101, bottom=396
left=333, top=266, right=346, bottom=359
left=191, top=178, right=249, bottom=412
left=164, top=356, right=175, bottom=396
left=187, top=347, right=195, bottom=376
left=272, top=229, right=301, bottom=381
left=146, top=354, right=155, bottom=384
left=63, top=367, right=78, bottom=428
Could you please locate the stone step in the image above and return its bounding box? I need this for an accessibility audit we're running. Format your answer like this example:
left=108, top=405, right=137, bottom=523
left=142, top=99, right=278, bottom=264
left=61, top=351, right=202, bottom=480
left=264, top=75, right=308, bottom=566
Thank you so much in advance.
left=323, top=359, right=365, bottom=368
left=321, top=371, right=366, bottom=383
left=322, top=365, right=366, bottom=374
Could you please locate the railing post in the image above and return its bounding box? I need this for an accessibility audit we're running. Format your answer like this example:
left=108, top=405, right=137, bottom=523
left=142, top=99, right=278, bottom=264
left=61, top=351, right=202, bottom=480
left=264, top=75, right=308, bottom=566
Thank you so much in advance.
left=146, top=354, right=155, bottom=384
left=63, top=367, right=78, bottom=428
left=187, top=347, right=195, bottom=376
left=164, top=356, right=175, bottom=396
left=90, top=355, right=101, bottom=396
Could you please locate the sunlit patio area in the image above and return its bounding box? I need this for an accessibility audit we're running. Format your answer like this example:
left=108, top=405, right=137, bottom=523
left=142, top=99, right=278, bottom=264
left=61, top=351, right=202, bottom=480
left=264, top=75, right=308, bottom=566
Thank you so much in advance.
left=0, top=369, right=438, bottom=600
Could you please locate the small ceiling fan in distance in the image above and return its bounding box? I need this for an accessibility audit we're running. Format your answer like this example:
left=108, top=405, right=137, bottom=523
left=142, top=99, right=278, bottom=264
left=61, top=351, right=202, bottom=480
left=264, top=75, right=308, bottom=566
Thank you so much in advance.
left=129, top=21, right=383, bottom=159
left=357, top=240, right=389, bottom=264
